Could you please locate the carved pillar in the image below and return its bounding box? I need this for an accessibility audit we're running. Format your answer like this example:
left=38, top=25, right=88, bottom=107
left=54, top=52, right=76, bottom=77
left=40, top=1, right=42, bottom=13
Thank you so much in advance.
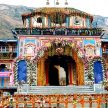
left=30, top=17, right=32, bottom=28
left=9, top=73, right=14, bottom=85
left=45, top=60, right=49, bottom=85
left=68, top=63, right=72, bottom=85
left=77, top=59, right=84, bottom=85
left=23, top=18, right=26, bottom=27
left=37, top=57, right=46, bottom=86
left=72, top=49, right=84, bottom=85
left=41, top=57, right=46, bottom=85
left=37, top=59, right=41, bottom=86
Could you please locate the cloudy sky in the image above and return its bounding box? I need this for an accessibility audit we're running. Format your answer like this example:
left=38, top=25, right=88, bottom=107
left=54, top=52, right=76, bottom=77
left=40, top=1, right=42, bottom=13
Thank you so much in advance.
left=0, top=0, right=108, bottom=17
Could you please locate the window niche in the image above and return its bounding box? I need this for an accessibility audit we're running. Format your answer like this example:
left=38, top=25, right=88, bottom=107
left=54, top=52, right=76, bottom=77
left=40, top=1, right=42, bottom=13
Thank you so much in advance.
left=37, top=17, right=42, bottom=23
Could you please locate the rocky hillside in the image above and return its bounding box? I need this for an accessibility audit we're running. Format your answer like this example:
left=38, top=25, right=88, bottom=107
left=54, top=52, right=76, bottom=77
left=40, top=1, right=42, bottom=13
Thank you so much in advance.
left=92, top=15, right=108, bottom=38
left=0, top=4, right=108, bottom=39
left=93, top=16, right=108, bottom=28
left=0, top=4, right=33, bottom=39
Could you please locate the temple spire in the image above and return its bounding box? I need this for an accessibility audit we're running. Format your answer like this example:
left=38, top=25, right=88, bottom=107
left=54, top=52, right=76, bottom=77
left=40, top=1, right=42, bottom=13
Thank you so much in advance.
left=46, top=0, right=49, bottom=5
left=65, top=0, right=68, bottom=5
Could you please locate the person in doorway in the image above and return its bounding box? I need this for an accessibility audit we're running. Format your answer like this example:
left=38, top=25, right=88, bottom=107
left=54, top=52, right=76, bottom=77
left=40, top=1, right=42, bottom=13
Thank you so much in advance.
left=54, top=65, right=66, bottom=86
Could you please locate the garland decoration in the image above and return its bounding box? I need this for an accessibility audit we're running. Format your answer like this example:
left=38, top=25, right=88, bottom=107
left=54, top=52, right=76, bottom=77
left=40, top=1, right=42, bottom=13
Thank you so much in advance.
left=29, top=60, right=37, bottom=85
left=88, top=57, right=106, bottom=82
left=35, top=39, right=84, bottom=62
left=13, top=57, right=37, bottom=85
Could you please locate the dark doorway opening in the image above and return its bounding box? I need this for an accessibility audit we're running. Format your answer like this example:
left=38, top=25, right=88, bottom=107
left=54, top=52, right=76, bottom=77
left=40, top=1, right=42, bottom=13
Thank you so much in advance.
left=46, top=55, right=76, bottom=86
left=0, top=64, right=6, bottom=71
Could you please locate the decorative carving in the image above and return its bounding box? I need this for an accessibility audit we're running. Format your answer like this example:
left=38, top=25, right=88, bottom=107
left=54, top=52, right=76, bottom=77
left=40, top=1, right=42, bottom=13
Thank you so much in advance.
left=56, top=47, right=64, bottom=55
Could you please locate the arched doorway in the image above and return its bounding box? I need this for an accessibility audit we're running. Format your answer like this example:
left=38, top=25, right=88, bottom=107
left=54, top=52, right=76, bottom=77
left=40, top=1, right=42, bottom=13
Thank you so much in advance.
left=45, top=55, right=77, bottom=86
left=37, top=43, right=84, bottom=86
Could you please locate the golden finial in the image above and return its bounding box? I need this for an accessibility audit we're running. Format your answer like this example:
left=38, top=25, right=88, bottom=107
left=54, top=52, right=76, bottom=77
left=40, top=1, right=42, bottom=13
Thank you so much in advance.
left=56, top=0, right=59, bottom=5
left=65, top=0, right=68, bottom=5
left=46, top=0, right=50, bottom=5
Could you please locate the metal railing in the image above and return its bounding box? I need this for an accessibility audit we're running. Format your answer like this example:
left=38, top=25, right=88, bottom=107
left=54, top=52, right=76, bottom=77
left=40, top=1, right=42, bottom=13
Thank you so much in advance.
left=1, top=94, right=108, bottom=108
left=0, top=46, right=17, bottom=53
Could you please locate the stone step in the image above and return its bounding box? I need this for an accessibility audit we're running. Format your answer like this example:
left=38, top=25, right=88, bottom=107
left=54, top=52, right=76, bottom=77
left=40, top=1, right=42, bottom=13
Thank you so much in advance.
left=19, top=86, right=94, bottom=94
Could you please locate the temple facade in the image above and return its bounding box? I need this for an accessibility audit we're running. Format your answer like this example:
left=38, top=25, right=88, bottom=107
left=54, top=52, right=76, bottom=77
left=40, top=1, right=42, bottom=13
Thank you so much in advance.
left=0, top=7, right=108, bottom=88
left=0, top=7, right=108, bottom=108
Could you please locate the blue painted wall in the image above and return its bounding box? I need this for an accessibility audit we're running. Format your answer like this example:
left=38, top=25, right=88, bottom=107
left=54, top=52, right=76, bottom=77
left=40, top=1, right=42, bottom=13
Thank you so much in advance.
left=17, top=60, right=27, bottom=82
left=93, top=61, right=103, bottom=83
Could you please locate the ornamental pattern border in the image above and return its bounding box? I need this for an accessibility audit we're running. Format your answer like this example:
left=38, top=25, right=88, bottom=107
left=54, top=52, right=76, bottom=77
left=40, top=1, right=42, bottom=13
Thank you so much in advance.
left=34, top=39, right=85, bottom=62
left=13, top=57, right=37, bottom=85
left=88, top=57, right=106, bottom=82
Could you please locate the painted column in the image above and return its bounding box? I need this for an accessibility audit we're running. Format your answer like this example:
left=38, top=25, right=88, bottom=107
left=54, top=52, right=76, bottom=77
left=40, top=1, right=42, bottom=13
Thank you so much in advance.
left=70, top=16, right=73, bottom=27
left=70, top=64, right=73, bottom=85
left=45, top=61, right=49, bottom=85
left=48, top=16, right=51, bottom=27
left=42, top=16, right=45, bottom=28
left=86, top=17, right=90, bottom=28
left=68, top=63, right=72, bottom=85
left=78, top=59, right=84, bottom=85
left=27, top=17, right=30, bottom=28
left=23, top=18, right=26, bottom=27
left=9, top=73, right=14, bottom=86
left=30, top=17, right=32, bottom=28
left=37, top=57, right=46, bottom=86
left=1, top=69, right=4, bottom=87
left=9, top=61, right=14, bottom=85
left=41, top=58, right=46, bottom=85
left=66, top=16, right=70, bottom=28
left=82, top=15, right=85, bottom=28
left=37, top=59, right=41, bottom=86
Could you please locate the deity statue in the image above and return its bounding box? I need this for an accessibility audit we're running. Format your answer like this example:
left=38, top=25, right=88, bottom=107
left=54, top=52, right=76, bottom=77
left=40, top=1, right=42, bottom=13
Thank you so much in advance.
left=54, top=65, right=66, bottom=86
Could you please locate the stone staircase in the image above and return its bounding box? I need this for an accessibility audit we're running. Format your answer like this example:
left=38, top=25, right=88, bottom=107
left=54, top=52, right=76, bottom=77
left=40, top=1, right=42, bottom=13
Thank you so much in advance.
left=18, top=85, right=95, bottom=94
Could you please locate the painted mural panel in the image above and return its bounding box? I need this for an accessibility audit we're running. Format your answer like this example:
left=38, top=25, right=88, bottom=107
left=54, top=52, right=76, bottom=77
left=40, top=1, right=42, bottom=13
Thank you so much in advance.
left=24, top=38, right=36, bottom=57
left=84, top=40, right=95, bottom=57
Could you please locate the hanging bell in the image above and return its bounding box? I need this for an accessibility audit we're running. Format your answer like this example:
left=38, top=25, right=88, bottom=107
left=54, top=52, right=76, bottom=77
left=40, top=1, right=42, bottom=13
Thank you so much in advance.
left=56, top=0, right=59, bottom=5
left=46, top=0, right=50, bottom=5
left=65, top=0, right=68, bottom=5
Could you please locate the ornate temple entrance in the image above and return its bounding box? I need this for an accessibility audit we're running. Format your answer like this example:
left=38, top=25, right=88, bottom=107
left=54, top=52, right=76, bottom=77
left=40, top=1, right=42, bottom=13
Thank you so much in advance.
left=14, top=39, right=85, bottom=86
left=37, top=41, right=84, bottom=86
left=45, top=55, right=77, bottom=86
